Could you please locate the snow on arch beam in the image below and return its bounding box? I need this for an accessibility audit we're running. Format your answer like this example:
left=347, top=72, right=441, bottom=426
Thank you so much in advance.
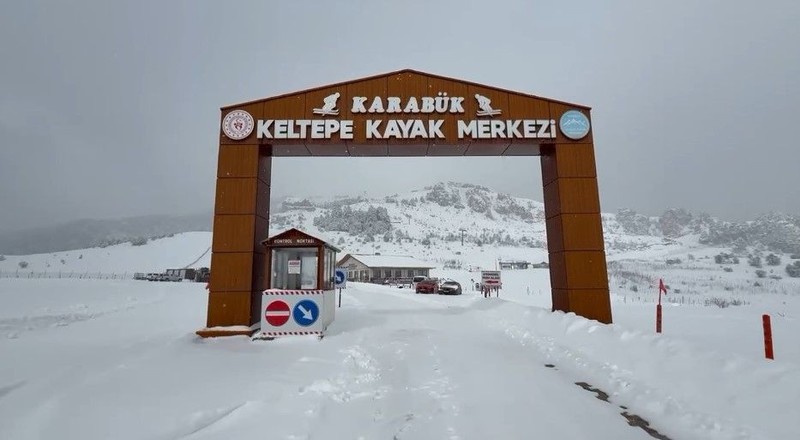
left=200, top=69, right=611, bottom=338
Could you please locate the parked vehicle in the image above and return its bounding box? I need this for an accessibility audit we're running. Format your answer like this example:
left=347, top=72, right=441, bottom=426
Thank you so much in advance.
left=164, top=274, right=182, bottom=282
left=438, top=280, right=462, bottom=295
left=415, top=278, right=438, bottom=294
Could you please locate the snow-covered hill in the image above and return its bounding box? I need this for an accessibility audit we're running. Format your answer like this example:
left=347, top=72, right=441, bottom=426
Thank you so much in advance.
left=3, top=182, right=800, bottom=295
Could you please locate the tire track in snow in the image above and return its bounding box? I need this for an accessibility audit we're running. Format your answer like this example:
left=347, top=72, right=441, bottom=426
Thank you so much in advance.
left=485, top=307, right=759, bottom=440
left=299, top=290, right=462, bottom=440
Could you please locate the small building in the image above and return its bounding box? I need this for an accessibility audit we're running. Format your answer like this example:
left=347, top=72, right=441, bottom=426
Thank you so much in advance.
left=336, top=254, right=436, bottom=284
left=166, top=268, right=197, bottom=280
left=498, top=260, right=531, bottom=270
left=261, top=228, right=340, bottom=291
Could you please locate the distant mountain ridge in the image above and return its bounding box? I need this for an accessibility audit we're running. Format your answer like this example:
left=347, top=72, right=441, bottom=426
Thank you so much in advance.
left=2, top=182, right=799, bottom=256
left=0, top=213, right=213, bottom=255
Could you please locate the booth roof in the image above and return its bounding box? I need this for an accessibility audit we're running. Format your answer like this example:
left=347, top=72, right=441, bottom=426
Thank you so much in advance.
left=343, top=254, right=436, bottom=269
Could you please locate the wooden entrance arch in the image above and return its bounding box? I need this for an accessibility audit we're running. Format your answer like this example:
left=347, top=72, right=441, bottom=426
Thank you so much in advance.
left=197, top=69, right=611, bottom=337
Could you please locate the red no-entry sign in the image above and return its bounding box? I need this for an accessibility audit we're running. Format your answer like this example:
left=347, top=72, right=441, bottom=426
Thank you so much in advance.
left=265, top=300, right=290, bottom=327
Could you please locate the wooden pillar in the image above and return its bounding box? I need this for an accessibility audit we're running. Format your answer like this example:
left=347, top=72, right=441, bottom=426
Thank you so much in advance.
left=198, top=106, right=271, bottom=337
left=541, top=140, right=612, bottom=324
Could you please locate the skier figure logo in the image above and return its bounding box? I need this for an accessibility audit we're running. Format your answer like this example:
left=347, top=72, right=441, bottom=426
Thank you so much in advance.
left=475, top=94, right=501, bottom=117
left=313, top=92, right=341, bottom=116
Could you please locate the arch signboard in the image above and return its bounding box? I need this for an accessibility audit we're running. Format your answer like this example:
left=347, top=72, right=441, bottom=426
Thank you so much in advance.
left=198, top=69, right=611, bottom=337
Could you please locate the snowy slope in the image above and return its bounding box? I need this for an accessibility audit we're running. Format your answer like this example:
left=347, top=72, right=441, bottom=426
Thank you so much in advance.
left=0, top=231, right=212, bottom=275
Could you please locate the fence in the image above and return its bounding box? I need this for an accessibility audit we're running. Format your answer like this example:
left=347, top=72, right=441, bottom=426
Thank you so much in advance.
left=0, top=270, right=132, bottom=280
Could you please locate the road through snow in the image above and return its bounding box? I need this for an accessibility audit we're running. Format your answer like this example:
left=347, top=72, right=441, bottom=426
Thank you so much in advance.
left=302, top=285, right=650, bottom=440
left=0, top=279, right=754, bottom=439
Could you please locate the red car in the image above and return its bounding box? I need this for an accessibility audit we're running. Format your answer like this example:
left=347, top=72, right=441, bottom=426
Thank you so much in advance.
left=415, top=278, right=438, bottom=294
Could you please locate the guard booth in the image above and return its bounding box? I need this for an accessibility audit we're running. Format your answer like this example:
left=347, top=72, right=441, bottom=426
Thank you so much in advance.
left=256, top=228, right=339, bottom=339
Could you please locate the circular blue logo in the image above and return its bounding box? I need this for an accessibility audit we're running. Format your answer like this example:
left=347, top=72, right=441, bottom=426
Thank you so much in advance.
left=559, top=110, right=591, bottom=140
left=293, top=299, right=319, bottom=327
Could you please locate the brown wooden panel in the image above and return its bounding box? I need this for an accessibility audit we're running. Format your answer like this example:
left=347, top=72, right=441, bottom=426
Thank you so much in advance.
left=218, top=144, right=259, bottom=178
left=214, top=178, right=257, bottom=215
left=503, top=143, right=541, bottom=156
left=465, top=142, right=510, bottom=156
left=249, top=289, right=263, bottom=326
left=556, top=143, right=597, bottom=178
left=543, top=179, right=561, bottom=219
left=507, top=93, right=551, bottom=120
left=254, top=214, right=269, bottom=253
left=220, top=102, right=264, bottom=145
left=305, top=143, right=350, bottom=156
left=346, top=77, right=389, bottom=145
left=562, top=288, right=612, bottom=324
left=557, top=178, right=601, bottom=214
left=388, top=143, right=428, bottom=156
left=548, top=251, right=567, bottom=289
left=256, top=179, right=270, bottom=216
left=541, top=144, right=557, bottom=186
left=385, top=71, right=431, bottom=146
left=563, top=250, right=609, bottom=289
left=543, top=178, right=601, bottom=218
left=426, top=143, right=469, bottom=156
left=550, top=102, right=593, bottom=144
left=551, top=288, right=570, bottom=313
left=346, top=143, right=389, bottom=156
left=545, top=215, right=564, bottom=253
left=252, top=251, right=267, bottom=293
left=542, top=143, right=598, bottom=186
left=210, top=252, right=254, bottom=292
left=271, top=144, right=312, bottom=156
left=258, top=152, right=272, bottom=184
left=561, top=213, right=605, bottom=251
left=212, top=215, right=255, bottom=253
left=206, top=291, right=252, bottom=327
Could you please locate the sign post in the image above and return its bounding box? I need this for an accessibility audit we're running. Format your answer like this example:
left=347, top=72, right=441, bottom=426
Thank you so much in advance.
left=335, top=268, right=347, bottom=308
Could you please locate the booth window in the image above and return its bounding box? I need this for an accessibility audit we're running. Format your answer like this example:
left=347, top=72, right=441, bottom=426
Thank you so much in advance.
left=271, top=247, right=317, bottom=290
left=323, top=248, right=334, bottom=290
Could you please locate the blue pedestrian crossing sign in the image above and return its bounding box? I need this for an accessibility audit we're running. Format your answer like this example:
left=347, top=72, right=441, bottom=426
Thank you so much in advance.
left=335, top=268, right=347, bottom=288
left=293, top=299, right=319, bottom=327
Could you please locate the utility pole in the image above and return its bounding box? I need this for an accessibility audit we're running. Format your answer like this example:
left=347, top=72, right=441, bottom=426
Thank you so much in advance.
left=459, top=228, right=467, bottom=246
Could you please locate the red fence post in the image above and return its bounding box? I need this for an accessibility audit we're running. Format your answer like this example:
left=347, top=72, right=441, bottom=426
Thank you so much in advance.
left=762, top=314, right=774, bottom=360
left=656, top=304, right=663, bottom=333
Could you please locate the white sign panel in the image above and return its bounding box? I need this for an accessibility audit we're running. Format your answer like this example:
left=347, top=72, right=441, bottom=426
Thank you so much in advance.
left=287, top=259, right=301, bottom=274
left=260, top=289, right=336, bottom=337
left=481, top=270, right=502, bottom=287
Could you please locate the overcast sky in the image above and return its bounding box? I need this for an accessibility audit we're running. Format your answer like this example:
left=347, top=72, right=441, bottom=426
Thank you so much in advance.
left=1, top=0, right=799, bottom=231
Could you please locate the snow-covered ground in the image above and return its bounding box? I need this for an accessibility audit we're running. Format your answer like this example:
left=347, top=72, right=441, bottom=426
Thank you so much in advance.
left=2, top=231, right=800, bottom=439
left=1, top=278, right=798, bottom=438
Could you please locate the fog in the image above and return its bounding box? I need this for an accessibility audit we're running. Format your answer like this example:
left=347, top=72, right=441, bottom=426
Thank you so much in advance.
left=2, top=0, right=798, bottom=231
